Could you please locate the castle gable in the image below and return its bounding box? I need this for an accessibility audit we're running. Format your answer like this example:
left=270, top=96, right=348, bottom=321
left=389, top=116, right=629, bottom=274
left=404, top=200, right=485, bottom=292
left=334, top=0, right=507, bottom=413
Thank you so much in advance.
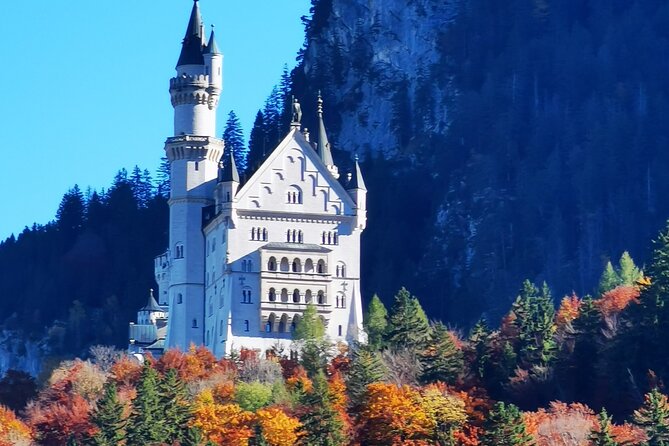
left=235, top=129, right=355, bottom=216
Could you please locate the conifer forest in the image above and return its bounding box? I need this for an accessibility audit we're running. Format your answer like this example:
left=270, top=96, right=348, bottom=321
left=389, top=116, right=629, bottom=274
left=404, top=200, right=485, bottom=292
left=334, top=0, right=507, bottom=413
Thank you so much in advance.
left=4, top=0, right=669, bottom=444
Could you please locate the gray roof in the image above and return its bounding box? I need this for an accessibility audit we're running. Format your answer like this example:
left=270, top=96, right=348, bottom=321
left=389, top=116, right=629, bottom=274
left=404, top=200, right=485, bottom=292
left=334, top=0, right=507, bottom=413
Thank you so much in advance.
left=261, top=242, right=332, bottom=253
left=204, top=29, right=221, bottom=55
left=219, top=150, right=240, bottom=183
left=141, top=290, right=163, bottom=312
left=176, top=1, right=205, bottom=67
left=317, top=94, right=335, bottom=167
left=347, top=160, right=367, bottom=191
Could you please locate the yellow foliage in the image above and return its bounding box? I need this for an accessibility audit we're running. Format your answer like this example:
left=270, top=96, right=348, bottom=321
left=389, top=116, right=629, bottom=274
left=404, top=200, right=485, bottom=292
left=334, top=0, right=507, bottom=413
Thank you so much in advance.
left=0, top=405, right=32, bottom=445
left=256, top=407, right=302, bottom=446
left=191, top=389, right=254, bottom=446
left=420, top=385, right=468, bottom=429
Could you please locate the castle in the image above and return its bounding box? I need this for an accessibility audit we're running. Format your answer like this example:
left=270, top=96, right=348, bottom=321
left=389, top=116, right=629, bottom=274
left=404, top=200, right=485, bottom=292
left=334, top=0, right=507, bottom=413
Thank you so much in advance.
left=129, top=1, right=367, bottom=357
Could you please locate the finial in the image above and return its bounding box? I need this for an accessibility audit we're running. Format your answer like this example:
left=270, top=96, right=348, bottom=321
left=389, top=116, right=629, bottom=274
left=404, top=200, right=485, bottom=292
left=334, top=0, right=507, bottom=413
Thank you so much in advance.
left=291, top=95, right=302, bottom=125
left=354, top=152, right=359, bottom=162
left=150, top=288, right=154, bottom=297
left=317, top=90, right=324, bottom=115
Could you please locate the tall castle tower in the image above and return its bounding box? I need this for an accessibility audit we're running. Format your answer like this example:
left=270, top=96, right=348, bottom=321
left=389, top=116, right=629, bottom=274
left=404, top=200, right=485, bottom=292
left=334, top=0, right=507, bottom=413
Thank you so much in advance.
left=165, top=0, right=224, bottom=349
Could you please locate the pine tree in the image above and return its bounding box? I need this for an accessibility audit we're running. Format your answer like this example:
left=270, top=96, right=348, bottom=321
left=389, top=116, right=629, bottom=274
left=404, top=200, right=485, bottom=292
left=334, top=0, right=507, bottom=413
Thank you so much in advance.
left=420, top=322, right=464, bottom=385
left=156, top=156, right=171, bottom=198
left=633, top=388, right=669, bottom=446
left=364, top=294, right=388, bottom=350
left=223, top=110, right=247, bottom=174
left=480, top=402, right=533, bottom=446
left=511, top=280, right=557, bottom=368
left=294, top=303, right=328, bottom=377
left=346, top=345, right=387, bottom=401
left=181, top=426, right=205, bottom=446
left=589, top=409, right=619, bottom=446
left=619, top=251, right=643, bottom=287
left=126, top=362, right=166, bottom=445
left=56, top=185, right=86, bottom=242
left=469, top=320, right=493, bottom=381
left=90, top=382, right=125, bottom=446
left=159, top=368, right=192, bottom=444
left=247, top=110, right=267, bottom=173
left=386, top=287, right=431, bottom=351
left=599, top=261, right=622, bottom=295
left=278, top=64, right=294, bottom=131
left=263, top=86, right=283, bottom=148
left=298, top=372, right=348, bottom=446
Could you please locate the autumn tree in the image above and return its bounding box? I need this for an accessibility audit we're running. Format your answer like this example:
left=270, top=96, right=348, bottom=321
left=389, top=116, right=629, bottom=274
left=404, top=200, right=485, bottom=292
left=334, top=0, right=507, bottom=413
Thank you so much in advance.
left=89, top=382, right=125, bottom=446
left=480, top=402, right=533, bottom=446
left=590, top=409, right=619, bottom=446
left=633, top=388, right=669, bottom=446
left=420, top=322, right=464, bottom=385
left=298, top=372, right=348, bottom=446
left=191, top=389, right=254, bottom=445
left=256, top=406, right=302, bottom=446
left=364, top=294, right=388, bottom=350
left=0, top=405, right=32, bottom=446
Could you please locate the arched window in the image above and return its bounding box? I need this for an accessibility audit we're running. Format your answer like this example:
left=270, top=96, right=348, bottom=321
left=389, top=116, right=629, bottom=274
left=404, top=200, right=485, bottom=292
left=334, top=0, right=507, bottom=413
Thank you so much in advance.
left=336, top=296, right=340, bottom=308
left=268, top=288, right=276, bottom=302
left=281, top=288, right=288, bottom=303
left=292, top=258, right=301, bottom=273
left=175, top=243, right=184, bottom=259
left=244, top=320, right=249, bottom=332
left=177, top=293, right=183, bottom=304
left=322, top=232, right=326, bottom=244
left=305, top=290, right=313, bottom=303
left=336, top=262, right=346, bottom=278
left=263, top=228, right=268, bottom=241
left=305, top=259, right=314, bottom=273
left=279, top=314, right=288, bottom=333
left=265, top=321, right=272, bottom=333
left=251, top=228, right=257, bottom=240
left=317, top=291, right=325, bottom=305
left=317, top=260, right=326, bottom=274
left=268, top=257, right=277, bottom=271
left=298, top=230, right=304, bottom=243
left=247, top=260, right=253, bottom=271
left=338, top=325, right=343, bottom=336
left=333, top=233, right=338, bottom=245
left=280, top=257, right=289, bottom=272
left=341, top=295, right=346, bottom=308
left=293, top=289, right=300, bottom=303
left=242, top=289, right=252, bottom=304
left=287, top=186, right=303, bottom=204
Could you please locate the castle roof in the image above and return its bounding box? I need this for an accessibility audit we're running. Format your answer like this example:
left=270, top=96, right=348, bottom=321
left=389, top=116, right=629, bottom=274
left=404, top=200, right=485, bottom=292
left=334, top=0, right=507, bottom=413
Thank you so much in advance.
left=204, top=28, right=221, bottom=55
left=219, top=150, right=240, bottom=183
left=177, top=0, right=205, bottom=67
left=317, top=94, right=335, bottom=167
left=347, top=160, right=367, bottom=191
left=141, top=289, right=163, bottom=312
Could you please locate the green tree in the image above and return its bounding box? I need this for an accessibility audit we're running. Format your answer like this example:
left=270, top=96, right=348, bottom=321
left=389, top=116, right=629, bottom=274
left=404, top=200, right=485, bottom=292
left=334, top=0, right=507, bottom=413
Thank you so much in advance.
left=182, top=426, right=205, bottom=446
left=298, top=372, right=348, bottom=446
left=511, top=280, right=557, bottom=368
left=90, top=382, right=125, bottom=446
left=159, top=368, right=191, bottom=444
left=364, top=294, right=388, bottom=350
left=619, top=251, right=643, bottom=287
left=247, top=110, right=267, bottom=172
left=223, top=110, right=247, bottom=174
left=480, top=402, right=534, bottom=446
left=420, top=322, right=464, bottom=385
left=599, top=261, right=622, bottom=295
left=234, top=381, right=273, bottom=412
left=294, top=303, right=329, bottom=377
left=346, top=345, right=387, bottom=402
left=633, top=388, right=669, bottom=446
left=589, top=409, right=619, bottom=446
left=126, top=362, right=166, bottom=445
left=386, top=287, right=431, bottom=350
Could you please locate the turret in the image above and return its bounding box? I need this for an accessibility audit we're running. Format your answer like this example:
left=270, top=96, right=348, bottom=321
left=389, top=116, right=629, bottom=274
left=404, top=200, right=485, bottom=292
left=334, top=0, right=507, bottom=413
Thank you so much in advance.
left=204, top=27, right=223, bottom=100
left=216, top=150, right=240, bottom=214
left=346, top=157, right=367, bottom=230
left=317, top=93, right=339, bottom=179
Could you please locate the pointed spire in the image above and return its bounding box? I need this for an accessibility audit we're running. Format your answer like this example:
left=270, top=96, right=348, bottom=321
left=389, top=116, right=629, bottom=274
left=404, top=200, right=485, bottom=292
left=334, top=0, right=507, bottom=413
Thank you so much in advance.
left=317, top=92, right=335, bottom=167
left=142, top=289, right=163, bottom=312
left=205, top=25, right=221, bottom=55
left=219, top=150, right=240, bottom=183
left=176, top=0, right=205, bottom=67
left=347, top=158, right=367, bottom=191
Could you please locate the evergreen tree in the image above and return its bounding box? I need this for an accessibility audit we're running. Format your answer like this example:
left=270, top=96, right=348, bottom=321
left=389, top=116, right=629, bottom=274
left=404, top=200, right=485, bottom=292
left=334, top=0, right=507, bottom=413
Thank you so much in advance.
left=569, top=296, right=602, bottom=402
left=420, top=322, right=464, bottom=385
left=346, top=345, right=387, bottom=401
left=619, top=251, right=643, bottom=287
left=363, top=294, right=388, bottom=350
left=633, top=388, right=669, bottom=446
left=56, top=185, right=86, bottom=242
left=159, top=368, right=191, bottom=444
left=511, top=280, right=557, bottom=368
left=90, top=382, right=125, bottom=446
left=480, top=402, right=533, bottom=446
left=126, top=362, right=166, bottom=445
left=278, top=64, right=294, bottom=131
left=589, top=409, right=619, bottom=446
left=469, top=319, right=493, bottom=381
left=294, top=303, right=328, bottom=377
left=599, top=261, right=623, bottom=295
left=223, top=110, right=247, bottom=174
left=181, top=426, right=205, bottom=446
left=386, top=287, right=431, bottom=350
left=247, top=110, right=267, bottom=172
left=263, top=86, right=283, bottom=148
left=298, top=371, right=348, bottom=446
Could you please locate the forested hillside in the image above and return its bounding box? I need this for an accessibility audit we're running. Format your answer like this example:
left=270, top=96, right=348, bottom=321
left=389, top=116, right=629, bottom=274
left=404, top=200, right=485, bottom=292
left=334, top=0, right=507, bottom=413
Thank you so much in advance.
left=283, top=0, right=669, bottom=323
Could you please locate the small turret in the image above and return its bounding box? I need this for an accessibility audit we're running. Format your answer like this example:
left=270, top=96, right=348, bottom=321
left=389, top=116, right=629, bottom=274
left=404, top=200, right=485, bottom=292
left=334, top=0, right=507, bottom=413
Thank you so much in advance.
left=346, top=156, right=367, bottom=230
left=317, top=93, right=339, bottom=179
left=216, top=150, right=240, bottom=212
left=204, top=26, right=223, bottom=110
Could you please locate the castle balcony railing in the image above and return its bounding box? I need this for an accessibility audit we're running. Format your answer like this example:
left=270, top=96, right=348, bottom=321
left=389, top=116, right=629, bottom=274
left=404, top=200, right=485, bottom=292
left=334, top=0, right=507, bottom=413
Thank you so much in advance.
left=154, top=251, right=170, bottom=274
left=259, top=270, right=332, bottom=283
left=260, top=301, right=332, bottom=314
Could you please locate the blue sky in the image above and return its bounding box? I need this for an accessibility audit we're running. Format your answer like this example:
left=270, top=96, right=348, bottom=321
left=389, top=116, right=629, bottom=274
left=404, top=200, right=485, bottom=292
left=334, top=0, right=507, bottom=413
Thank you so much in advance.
left=0, top=1, right=310, bottom=239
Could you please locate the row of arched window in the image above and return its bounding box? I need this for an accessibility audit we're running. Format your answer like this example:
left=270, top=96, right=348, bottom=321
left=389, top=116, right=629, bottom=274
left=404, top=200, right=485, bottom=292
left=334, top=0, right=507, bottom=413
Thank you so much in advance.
left=174, top=244, right=185, bottom=259
left=268, top=288, right=327, bottom=304
left=251, top=227, right=268, bottom=241
left=267, top=256, right=327, bottom=274
left=241, top=259, right=254, bottom=272
left=287, top=189, right=302, bottom=204
left=242, top=289, right=252, bottom=304
left=264, top=313, right=303, bottom=333
left=287, top=229, right=304, bottom=244
left=322, top=231, right=338, bottom=245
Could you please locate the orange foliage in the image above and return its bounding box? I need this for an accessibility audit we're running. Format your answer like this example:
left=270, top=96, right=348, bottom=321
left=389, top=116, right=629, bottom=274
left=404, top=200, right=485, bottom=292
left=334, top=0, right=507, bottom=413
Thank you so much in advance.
left=26, top=394, right=95, bottom=445
left=596, top=285, right=640, bottom=317
left=524, top=401, right=595, bottom=446
left=109, top=356, right=143, bottom=387
left=156, top=346, right=236, bottom=382
left=191, top=389, right=254, bottom=446
left=256, top=407, right=302, bottom=446
left=611, top=423, right=647, bottom=444
left=285, top=367, right=313, bottom=393
left=212, top=380, right=236, bottom=403
left=357, top=383, right=434, bottom=445
left=0, top=405, right=32, bottom=446
left=556, top=293, right=581, bottom=327
left=279, top=358, right=300, bottom=379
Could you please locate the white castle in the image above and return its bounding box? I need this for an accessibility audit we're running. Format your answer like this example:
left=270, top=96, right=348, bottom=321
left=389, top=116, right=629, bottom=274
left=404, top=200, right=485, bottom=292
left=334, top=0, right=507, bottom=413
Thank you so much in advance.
left=129, top=1, right=367, bottom=357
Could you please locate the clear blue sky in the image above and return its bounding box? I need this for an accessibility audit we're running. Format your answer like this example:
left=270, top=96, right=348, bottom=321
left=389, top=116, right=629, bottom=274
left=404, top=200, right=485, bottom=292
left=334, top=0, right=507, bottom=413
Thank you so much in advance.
left=0, top=1, right=310, bottom=239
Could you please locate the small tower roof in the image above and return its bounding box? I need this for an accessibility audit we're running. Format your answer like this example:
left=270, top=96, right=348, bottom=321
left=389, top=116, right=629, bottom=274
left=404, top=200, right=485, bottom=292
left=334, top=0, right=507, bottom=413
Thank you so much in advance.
left=219, top=150, right=240, bottom=183
left=317, top=92, right=335, bottom=167
left=176, top=0, right=205, bottom=67
left=141, top=289, right=163, bottom=312
left=347, top=159, right=367, bottom=191
left=204, top=27, right=221, bottom=55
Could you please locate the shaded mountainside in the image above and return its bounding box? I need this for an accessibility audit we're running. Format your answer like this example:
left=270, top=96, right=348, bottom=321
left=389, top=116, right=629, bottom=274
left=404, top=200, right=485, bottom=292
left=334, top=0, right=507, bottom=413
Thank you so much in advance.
left=292, top=0, right=669, bottom=323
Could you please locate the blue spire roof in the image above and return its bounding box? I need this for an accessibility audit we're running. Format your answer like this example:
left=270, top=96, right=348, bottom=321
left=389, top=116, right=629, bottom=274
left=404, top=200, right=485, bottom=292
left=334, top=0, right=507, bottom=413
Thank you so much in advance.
left=205, top=27, right=221, bottom=55
left=176, top=0, right=205, bottom=67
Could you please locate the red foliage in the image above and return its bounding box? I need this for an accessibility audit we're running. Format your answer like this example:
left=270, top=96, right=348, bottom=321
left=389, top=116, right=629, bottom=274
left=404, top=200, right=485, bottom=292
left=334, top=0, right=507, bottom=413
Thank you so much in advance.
left=156, top=346, right=234, bottom=382
left=109, top=356, right=143, bottom=387
left=524, top=401, right=596, bottom=446
left=556, top=293, right=582, bottom=327
left=596, top=285, right=641, bottom=317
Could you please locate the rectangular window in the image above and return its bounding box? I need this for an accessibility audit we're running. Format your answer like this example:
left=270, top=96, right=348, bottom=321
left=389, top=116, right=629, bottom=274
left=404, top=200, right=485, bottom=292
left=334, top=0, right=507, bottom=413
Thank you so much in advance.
left=195, top=161, right=199, bottom=171
left=338, top=325, right=343, bottom=336
left=244, top=320, right=250, bottom=332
